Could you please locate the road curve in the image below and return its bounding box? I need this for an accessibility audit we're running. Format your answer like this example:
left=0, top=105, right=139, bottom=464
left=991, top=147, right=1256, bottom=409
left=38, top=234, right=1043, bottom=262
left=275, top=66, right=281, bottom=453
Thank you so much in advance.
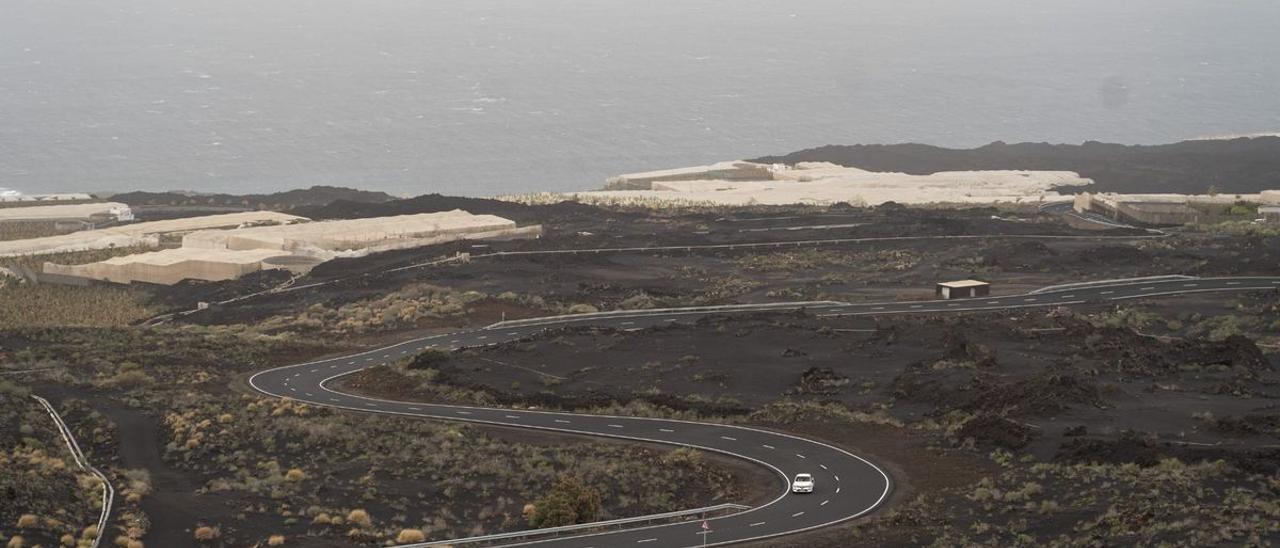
left=249, top=275, right=1279, bottom=547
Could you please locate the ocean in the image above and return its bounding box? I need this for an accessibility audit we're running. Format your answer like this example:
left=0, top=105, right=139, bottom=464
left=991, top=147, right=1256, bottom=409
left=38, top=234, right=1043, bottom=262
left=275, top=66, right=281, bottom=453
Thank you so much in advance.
left=2, top=0, right=1278, bottom=197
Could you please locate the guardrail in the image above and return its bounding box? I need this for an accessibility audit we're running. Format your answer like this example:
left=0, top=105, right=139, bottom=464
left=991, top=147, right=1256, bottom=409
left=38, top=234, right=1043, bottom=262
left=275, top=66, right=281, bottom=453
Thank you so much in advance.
left=485, top=301, right=845, bottom=330
left=32, top=395, right=114, bottom=548
left=400, top=503, right=751, bottom=547
left=1029, top=275, right=1197, bottom=294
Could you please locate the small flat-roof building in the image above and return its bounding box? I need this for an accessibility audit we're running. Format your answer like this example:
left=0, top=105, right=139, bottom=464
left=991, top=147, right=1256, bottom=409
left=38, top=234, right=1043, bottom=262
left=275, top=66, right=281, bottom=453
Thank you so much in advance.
left=1261, top=206, right=1280, bottom=223
left=937, top=279, right=990, bottom=299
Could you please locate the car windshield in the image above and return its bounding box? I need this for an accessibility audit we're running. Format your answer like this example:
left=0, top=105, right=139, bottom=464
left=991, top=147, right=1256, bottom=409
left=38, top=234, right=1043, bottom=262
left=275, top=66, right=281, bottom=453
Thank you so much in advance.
left=796, top=475, right=812, bottom=481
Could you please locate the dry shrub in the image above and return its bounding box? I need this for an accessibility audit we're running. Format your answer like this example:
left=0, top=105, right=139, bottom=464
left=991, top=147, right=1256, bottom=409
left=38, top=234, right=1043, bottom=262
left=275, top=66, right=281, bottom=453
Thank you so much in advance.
left=396, top=529, right=427, bottom=543
left=267, top=535, right=286, bottom=546
left=81, top=525, right=99, bottom=540
left=7, top=536, right=25, bottom=548
left=346, top=509, right=372, bottom=527
left=16, top=514, right=38, bottom=528
left=193, top=526, right=219, bottom=541
left=284, top=468, right=306, bottom=481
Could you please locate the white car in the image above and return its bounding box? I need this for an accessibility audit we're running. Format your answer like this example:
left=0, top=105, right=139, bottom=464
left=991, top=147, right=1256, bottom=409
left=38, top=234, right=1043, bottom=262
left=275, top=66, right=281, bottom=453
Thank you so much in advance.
left=791, top=473, right=815, bottom=494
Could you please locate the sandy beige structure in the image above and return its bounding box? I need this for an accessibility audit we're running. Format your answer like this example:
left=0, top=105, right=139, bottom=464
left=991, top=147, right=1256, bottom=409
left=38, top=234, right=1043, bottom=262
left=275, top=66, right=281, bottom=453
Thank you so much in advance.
left=581, top=162, right=1087, bottom=206
left=1074, top=191, right=1280, bottom=225
left=0, top=211, right=305, bottom=258
left=0, top=202, right=132, bottom=221
left=43, top=248, right=293, bottom=285
left=42, top=210, right=539, bottom=285
left=183, top=209, right=525, bottom=258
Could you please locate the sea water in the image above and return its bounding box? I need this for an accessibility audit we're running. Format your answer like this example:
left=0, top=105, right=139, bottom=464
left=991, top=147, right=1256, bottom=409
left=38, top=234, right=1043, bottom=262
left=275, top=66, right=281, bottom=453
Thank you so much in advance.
left=1, top=0, right=1278, bottom=196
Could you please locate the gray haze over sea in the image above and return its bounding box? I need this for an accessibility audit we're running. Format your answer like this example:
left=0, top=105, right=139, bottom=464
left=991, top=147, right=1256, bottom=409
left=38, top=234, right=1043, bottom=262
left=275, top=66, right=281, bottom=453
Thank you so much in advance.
left=2, top=0, right=1279, bottom=197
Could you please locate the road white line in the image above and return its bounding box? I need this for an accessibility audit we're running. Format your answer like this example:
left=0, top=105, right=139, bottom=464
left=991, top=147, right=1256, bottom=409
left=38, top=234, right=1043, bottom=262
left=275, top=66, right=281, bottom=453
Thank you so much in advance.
left=792, top=512, right=805, bottom=518
left=986, top=300, right=1000, bottom=304
left=749, top=521, right=766, bottom=527
left=450, top=340, right=458, bottom=344
left=821, top=500, right=829, bottom=506
left=834, top=475, right=840, bottom=482
left=872, top=307, right=886, bottom=311
left=659, top=428, right=675, bottom=433
left=637, top=539, right=657, bottom=544
left=1183, top=283, right=1199, bottom=287
left=555, top=419, right=571, bottom=424
left=819, top=464, right=828, bottom=470
left=366, top=403, right=378, bottom=407
left=304, top=392, right=313, bottom=397
left=407, top=407, right=421, bottom=411
left=456, top=411, right=472, bottom=415
left=400, top=350, right=407, bottom=354
left=477, top=335, right=488, bottom=340
left=836, top=487, right=841, bottom=494
left=909, top=304, right=922, bottom=309
left=1060, top=294, right=1076, bottom=298
left=347, top=361, right=355, bottom=365
left=608, top=424, right=624, bottom=428
left=505, top=415, right=521, bottom=419
left=720, top=436, right=737, bottom=441
left=1227, top=281, right=1242, bottom=285
left=1140, top=286, right=1156, bottom=290
left=1101, top=290, right=1114, bottom=295
left=288, top=387, right=296, bottom=392
left=621, top=321, right=635, bottom=325
left=762, top=444, right=775, bottom=449
left=1024, top=298, right=1037, bottom=302
left=795, top=453, right=806, bottom=459
left=507, top=332, right=519, bottom=336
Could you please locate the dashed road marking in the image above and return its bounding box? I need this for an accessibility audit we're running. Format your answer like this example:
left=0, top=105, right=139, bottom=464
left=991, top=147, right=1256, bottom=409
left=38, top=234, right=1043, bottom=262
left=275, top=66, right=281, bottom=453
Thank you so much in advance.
left=909, top=304, right=922, bottom=309
left=792, top=512, right=805, bottom=518
left=834, top=474, right=840, bottom=482
left=621, top=321, right=634, bottom=325
left=819, top=464, right=828, bottom=470
left=872, top=307, right=886, bottom=311
left=986, top=301, right=1000, bottom=304
left=1101, top=290, right=1114, bottom=295
left=762, top=444, right=775, bottom=450
left=749, top=521, right=766, bottom=527
left=1060, top=294, right=1075, bottom=298
left=555, top=419, right=571, bottom=424
left=407, top=407, right=421, bottom=411
left=659, top=428, right=675, bottom=433
left=456, top=411, right=472, bottom=415
left=821, top=500, right=829, bottom=506
left=608, top=424, right=624, bottom=429
left=477, top=336, right=488, bottom=340
left=1140, top=286, right=1156, bottom=290
left=637, top=539, right=657, bottom=544
left=1183, top=283, right=1199, bottom=287
left=795, top=453, right=806, bottom=459
left=836, top=487, right=841, bottom=494
left=1227, top=281, right=1242, bottom=285
left=720, top=436, right=737, bottom=441
left=366, top=403, right=378, bottom=407
left=505, top=415, right=520, bottom=419
left=1024, top=298, right=1037, bottom=302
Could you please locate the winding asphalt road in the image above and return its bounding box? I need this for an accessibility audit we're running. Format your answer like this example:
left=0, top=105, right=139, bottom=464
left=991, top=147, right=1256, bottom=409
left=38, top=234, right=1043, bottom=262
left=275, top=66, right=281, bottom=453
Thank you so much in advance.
left=249, top=275, right=1279, bottom=547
